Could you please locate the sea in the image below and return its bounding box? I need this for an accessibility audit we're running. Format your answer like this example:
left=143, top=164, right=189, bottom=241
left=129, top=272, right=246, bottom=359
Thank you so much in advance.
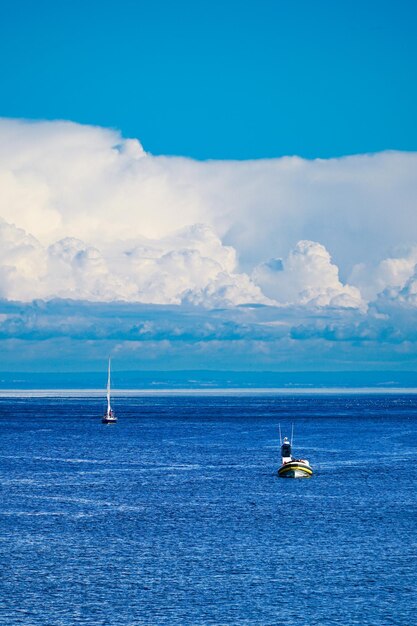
left=0, top=392, right=416, bottom=625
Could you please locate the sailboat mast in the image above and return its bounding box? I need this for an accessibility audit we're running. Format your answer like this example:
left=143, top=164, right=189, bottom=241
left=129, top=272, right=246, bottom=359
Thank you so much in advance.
left=107, top=358, right=111, bottom=414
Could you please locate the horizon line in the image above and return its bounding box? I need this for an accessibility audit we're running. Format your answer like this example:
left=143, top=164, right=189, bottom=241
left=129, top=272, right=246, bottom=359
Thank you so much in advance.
left=2, top=387, right=417, bottom=397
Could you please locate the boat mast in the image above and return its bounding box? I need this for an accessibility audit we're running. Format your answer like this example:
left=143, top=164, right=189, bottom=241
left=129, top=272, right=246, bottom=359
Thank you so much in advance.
left=291, top=423, right=294, bottom=446
left=278, top=423, right=282, bottom=445
left=107, top=358, right=111, bottom=416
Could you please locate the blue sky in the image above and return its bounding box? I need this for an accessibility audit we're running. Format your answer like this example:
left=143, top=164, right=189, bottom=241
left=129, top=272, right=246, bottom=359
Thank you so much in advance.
left=0, top=0, right=416, bottom=159
left=0, top=2, right=417, bottom=377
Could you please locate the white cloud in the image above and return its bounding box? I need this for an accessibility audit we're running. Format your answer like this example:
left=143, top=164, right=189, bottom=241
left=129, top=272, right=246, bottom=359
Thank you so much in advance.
left=350, top=247, right=417, bottom=301
left=183, top=270, right=270, bottom=307
left=376, top=264, right=417, bottom=309
left=1, top=119, right=417, bottom=266
left=1, top=118, right=417, bottom=313
left=252, top=241, right=364, bottom=309
left=0, top=220, right=47, bottom=300
left=0, top=218, right=267, bottom=306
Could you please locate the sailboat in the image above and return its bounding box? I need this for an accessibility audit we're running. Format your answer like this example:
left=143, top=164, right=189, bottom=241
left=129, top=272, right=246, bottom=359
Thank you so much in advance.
left=102, top=358, right=117, bottom=424
left=277, top=424, right=312, bottom=478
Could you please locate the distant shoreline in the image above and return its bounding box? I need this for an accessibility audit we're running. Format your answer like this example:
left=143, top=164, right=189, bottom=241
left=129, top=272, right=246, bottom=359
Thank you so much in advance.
left=1, top=387, right=417, bottom=397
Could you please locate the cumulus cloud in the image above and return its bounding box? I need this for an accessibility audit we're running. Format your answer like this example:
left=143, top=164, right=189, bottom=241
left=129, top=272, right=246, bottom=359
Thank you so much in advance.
left=0, top=220, right=47, bottom=300
left=1, top=117, right=417, bottom=372
left=350, top=247, right=417, bottom=301
left=0, top=218, right=269, bottom=306
left=252, top=241, right=364, bottom=309
left=374, top=263, right=417, bottom=312
left=1, top=118, right=417, bottom=277
left=400, top=271, right=417, bottom=305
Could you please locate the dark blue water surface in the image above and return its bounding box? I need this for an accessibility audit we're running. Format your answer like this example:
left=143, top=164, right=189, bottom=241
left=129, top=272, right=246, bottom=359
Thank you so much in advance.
left=0, top=394, right=416, bottom=625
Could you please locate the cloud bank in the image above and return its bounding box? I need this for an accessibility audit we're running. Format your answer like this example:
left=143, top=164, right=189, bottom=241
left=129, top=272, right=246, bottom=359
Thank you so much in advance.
left=1, top=118, right=417, bottom=369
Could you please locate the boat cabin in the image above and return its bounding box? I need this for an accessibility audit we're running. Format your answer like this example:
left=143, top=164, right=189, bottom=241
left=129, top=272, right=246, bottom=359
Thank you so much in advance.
left=281, top=437, right=292, bottom=462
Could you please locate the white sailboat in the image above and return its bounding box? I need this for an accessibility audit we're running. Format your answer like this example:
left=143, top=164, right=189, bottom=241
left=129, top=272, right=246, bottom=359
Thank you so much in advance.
left=102, top=358, right=117, bottom=424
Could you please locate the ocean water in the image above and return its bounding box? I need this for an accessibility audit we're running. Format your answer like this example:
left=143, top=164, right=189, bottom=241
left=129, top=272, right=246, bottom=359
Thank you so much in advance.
left=0, top=394, right=416, bottom=626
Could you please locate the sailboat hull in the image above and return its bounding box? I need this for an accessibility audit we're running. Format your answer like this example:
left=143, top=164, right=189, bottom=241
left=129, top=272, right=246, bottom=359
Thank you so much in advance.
left=101, top=411, right=117, bottom=424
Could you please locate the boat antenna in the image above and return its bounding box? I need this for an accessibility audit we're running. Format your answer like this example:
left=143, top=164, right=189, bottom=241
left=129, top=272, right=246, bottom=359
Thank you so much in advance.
left=291, top=423, right=294, bottom=446
left=278, top=423, right=282, bottom=445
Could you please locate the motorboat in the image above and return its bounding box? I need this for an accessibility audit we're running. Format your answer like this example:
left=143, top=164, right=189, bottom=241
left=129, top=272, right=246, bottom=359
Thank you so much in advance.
left=277, top=426, right=312, bottom=478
